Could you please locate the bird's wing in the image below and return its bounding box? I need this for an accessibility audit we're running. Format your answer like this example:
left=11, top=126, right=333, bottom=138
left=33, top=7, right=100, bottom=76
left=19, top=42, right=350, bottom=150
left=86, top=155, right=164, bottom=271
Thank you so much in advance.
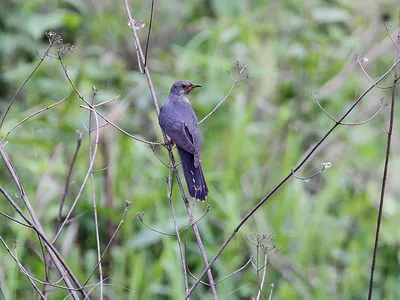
left=184, top=117, right=202, bottom=167
left=159, top=106, right=197, bottom=154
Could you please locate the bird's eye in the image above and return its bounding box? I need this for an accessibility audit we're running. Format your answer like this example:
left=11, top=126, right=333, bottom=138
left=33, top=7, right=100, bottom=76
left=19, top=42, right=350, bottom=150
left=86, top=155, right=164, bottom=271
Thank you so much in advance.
left=181, top=84, right=187, bottom=88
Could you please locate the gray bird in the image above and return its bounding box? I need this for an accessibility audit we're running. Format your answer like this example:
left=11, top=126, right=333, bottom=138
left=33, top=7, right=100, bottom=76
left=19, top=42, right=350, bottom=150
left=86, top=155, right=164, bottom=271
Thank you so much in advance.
left=159, top=80, right=208, bottom=201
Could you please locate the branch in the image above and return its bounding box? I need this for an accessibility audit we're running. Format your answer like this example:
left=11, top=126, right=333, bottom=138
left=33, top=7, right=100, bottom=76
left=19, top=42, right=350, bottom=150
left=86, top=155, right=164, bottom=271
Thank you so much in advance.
left=198, top=62, right=248, bottom=125
left=52, top=106, right=100, bottom=244
left=136, top=204, right=211, bottom=237
left=84, top=201, right=131, bottom=286
left=88, top=89, right=103, bottom=299
left=312, top=92, right=390, bottom=126
left=367, top=13, right=400, bottom=300
left=0, top=236, right=47, bottom=299
left=55, top=131, right=83, bottom=235
left=0, top=32, right=60, bottom=130
left=291, top=162, right=332, bottom=182
left=0, top=210, right=32, bottom=228
left=188, top=256, right=254, bottom=286
left=166, top=161, right=189, bottom=294
left=256, top=254, right=269, bottom=300
left=0, top=146, right=85, bottom=299
left=1, top=91, right=73, bottom=143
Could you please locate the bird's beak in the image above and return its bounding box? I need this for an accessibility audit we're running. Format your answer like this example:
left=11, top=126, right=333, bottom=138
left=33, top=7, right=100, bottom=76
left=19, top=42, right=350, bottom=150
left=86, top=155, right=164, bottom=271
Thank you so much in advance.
left=188, top=83, right=201, bottom=91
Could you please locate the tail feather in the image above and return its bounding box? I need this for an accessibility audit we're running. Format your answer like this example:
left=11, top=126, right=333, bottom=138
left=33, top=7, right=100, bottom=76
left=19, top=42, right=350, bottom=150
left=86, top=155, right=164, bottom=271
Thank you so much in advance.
left=177, top=147, right=208, bottom=201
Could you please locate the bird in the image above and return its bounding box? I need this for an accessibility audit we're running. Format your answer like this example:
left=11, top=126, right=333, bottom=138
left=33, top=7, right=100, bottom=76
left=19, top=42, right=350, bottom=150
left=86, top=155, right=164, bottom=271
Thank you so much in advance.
left=158, top=80, right=208, bottom=201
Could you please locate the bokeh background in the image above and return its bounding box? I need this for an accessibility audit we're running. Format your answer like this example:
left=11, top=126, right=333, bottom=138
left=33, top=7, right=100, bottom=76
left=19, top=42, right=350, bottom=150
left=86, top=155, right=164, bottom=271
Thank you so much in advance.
left=1, top=0, right=400, bottom=299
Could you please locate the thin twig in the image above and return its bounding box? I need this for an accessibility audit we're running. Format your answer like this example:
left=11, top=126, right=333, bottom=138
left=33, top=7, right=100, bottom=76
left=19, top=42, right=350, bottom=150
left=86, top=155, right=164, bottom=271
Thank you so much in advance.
left=84, top=201, right=131, bottom=285
left=144, top=0, right=154, bottom=67
left=93, top=95, right=121, bottom=107
left=384, top=22, right=400, bottom=53
left=312, top=92, right=390, bottom=126
left=0, top=236, right=47, bottom=299
left=268, top=284, right=274, bottom=300
left=166, top=161, right=189, bottom=294
left=136, top=204, right=211, bottom=236
left=149, top=144, right=170, bottom=167
left=0, top=44, right=53, bottom=130
left=37, top=232, right=49, bottom=283
left=0, top=279, right=7, bottom=300
left=291, top=162, right=331, bottom=181
left=198, top=64, right=247, bottom=125
left=0, top=211, right=32, bottom=228
left=355, top=54, right=400, bottom=90
left=340, top=99, right=389, bottom=126
left=188, top=256, right=254, bottom=286
left=186, top=56, right=400, bottom=299
left=52, top=105, right=100, bottom=244
left=6, top=240, right=75, bottom=291
left=256, top=254, right=268, bottom=300
left=88, top=89, right=103, bottom=299
left=367, top=13, right=400, bottom=300
left=0, top=147, right=85, bottom=299
left=75, top=103, right=159, bottom=145
left=55, top=131, right=83, bottom=235
left=1, top=92, right=73, bottom=143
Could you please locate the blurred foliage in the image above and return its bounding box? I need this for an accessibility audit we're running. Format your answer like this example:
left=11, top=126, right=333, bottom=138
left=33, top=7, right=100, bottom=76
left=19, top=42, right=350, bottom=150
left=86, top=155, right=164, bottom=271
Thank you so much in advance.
left=1, top=0, right=400, bottom=299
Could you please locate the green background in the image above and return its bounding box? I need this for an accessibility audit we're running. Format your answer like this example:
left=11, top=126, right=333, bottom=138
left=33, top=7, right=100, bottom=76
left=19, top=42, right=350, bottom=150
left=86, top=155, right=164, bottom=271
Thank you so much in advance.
left=0, top=0, right=399, bottom=299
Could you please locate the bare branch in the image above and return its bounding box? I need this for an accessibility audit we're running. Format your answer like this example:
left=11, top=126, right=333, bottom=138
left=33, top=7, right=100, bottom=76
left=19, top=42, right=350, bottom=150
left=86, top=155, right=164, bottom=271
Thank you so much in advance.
left=312, top=92, right=390, bottom=126
left=144, top=0, right=155, bottom=67
left=354, top=53, right=400, bottom=89
left=0, top=236, right=47, bottom=299
left=268, top=284, right=275, bottom=300
left=88, top=89, right=104, bottom=299
left=136, top=204, right=211, bottom=237
left=0, top=210, right=32, bottom=228
left=256, top=254, right=269, bottom=300
left=55, top=131, right=83, bottom=235
left=368, top=13, right=400, bottom=300
left=0, top=147, right=85, bottom=299
left=1, top=91, right=73, bottom=143
left=93, top=95, right=121, bottom=107
left=384, top=22, right=400, bottom=53
left=84, top=201, right=131, bottom=285
left=291, top=162, right=332, bottom=182
left=0, top=40, right=54, bottom=130
left=52, top=106, right=100, bottom=244
left=199, top=63, right=248, bottom=125
left=188, top=256, right=253, bottom=286
left=166, top=160, right=189, bottom=294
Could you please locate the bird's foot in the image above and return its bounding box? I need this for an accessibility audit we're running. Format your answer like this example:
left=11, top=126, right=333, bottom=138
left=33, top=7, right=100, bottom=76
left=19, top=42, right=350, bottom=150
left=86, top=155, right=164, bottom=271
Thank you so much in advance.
left=163, top=139, right=175, bottom=148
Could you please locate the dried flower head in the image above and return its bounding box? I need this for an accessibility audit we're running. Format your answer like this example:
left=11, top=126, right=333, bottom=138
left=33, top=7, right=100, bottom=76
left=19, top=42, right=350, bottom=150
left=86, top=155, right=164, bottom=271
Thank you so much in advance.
left=127, top=19, right=145, bottom=30
left=45, top=31, right=63, bottom=45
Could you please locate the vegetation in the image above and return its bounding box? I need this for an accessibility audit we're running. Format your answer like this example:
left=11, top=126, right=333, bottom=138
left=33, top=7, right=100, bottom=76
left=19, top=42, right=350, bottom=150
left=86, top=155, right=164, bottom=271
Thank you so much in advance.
left=0, top=0, right=399, bottom=299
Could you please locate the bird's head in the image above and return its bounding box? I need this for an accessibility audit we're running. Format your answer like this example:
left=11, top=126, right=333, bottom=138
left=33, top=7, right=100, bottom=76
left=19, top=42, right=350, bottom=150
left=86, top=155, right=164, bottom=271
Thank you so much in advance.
left=170, top=80, right=201, bottom=97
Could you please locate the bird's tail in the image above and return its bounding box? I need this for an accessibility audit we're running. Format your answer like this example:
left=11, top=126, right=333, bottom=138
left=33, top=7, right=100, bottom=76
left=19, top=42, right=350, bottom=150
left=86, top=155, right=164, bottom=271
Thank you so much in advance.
left=177, top=146, right=208, bottom=201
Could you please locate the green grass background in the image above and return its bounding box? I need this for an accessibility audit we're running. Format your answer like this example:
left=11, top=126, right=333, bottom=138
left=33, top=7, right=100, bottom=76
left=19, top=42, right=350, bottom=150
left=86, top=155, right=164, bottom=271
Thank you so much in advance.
left=0, top=0, right=400, bottom=299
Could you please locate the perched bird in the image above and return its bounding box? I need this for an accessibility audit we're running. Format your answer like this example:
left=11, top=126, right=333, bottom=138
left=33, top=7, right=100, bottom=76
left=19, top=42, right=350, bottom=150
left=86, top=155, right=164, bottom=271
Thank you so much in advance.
left=159, top=80, right=208, bottom=201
